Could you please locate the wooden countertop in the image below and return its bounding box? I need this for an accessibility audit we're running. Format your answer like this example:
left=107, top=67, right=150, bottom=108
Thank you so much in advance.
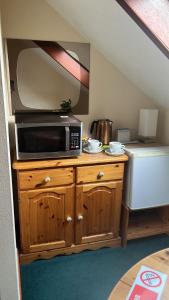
left=12, top=152, right=128, bottom=170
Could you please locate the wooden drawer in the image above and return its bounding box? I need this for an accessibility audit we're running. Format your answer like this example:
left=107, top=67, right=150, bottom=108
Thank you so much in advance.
left=18, top=167, right=74, bottom=190
left=76, top=163, right=124, bottom=184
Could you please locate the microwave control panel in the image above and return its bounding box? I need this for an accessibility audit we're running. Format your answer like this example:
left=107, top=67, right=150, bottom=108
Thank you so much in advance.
left=70, top=127, right=81, bottom=150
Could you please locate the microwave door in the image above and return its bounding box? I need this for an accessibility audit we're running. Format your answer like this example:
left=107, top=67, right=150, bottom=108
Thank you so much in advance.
left=17, top=125, right=67, bottom=154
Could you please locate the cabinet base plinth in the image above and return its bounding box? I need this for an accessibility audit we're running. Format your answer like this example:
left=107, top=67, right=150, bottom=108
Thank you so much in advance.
left=20, top=238, right=121, bottom=264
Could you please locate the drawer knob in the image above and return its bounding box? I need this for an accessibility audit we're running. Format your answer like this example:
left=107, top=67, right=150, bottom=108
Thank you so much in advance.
left=66, top=216, right=72, bottom=223
left=77, top=215, right=83, bottom=221
left=44, top=176, right=51, bottom=183
left=97, top=171, right=104, bottom=179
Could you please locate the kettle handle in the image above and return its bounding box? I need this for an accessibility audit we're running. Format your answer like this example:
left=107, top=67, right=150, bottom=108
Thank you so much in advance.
left=90, top=120, right=97, bottom=134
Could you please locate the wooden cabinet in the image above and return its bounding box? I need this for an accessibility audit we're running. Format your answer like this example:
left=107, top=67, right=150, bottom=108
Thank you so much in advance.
left=19, top=185, right=74, bottom=253
left=13, top=152, right=128, bottom=263
left=76, top=181, right=122, bottom=244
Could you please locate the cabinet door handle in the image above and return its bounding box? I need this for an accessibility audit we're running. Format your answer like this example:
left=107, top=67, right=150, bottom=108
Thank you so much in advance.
left=44, top=176, right=51, bottom=183
left=66, top=216, right=73, bottom=223
left=77, top=215, right=83, bottom=221
left=97, top=171, right=104, bottom=179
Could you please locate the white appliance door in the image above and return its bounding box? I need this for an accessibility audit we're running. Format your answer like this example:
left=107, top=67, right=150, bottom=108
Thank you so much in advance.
left=128, top=154, right=169, bottom=209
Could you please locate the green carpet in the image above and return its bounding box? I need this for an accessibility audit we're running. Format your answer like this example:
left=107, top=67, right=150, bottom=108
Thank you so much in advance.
left=21, top=235, right=169, bottom=300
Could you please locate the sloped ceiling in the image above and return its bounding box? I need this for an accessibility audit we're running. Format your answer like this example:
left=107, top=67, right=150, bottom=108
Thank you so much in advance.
left=46, top=0, right=169, bottom=108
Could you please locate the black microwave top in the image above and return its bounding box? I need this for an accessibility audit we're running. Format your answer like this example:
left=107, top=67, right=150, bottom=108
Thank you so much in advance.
left=15, top=112, right=81, bottom=126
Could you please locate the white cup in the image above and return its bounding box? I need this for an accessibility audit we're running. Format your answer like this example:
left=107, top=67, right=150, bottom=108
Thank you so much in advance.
left=88, top=139, right=102, bottom=152
left=109, top=141, right=125, bottom=153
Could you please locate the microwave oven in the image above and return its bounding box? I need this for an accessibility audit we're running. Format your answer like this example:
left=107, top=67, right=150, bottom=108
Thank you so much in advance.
left=15, top=113, right=82, bottom=160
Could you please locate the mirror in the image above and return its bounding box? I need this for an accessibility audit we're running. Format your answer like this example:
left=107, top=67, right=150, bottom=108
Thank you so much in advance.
left=7, top=39, right=90, bottom=114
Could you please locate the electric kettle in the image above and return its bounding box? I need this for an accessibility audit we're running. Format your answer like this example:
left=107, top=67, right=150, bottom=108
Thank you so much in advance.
left=90, top=119, right=113, bottom=145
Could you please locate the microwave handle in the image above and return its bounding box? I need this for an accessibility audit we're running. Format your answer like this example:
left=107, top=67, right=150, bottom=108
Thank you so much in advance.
left=65, top=126, right=70, bottom=151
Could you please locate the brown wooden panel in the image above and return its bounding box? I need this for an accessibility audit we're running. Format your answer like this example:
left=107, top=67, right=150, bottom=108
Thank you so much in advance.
left=30, top=241, right=66, bottom=253
left=82, top=187, right=114, bottom=235
left=76, top=163, right=124, bottom=184
left=75, top=181, right=122, bottom=244
left=81, top=233, right=114, bottom=243
left=19, top=192, right=30, bottom=253
left=19, top=185, right=74, bottom=253
left=120, top=203, right=130, bottom=247
left=29, top=191, right=65, bottom=245
left=64, top=185, right=75, bottom=247
left=158, top=206, right=169, bottom=224
left=18, top=167, right=73, bottom=190
left=127, top=209, right=169, bottom=241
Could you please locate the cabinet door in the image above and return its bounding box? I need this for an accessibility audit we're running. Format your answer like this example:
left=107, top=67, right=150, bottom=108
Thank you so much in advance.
left=19, top=185, right=74, bottom=253
left=76, top=181, right=122, bottom=244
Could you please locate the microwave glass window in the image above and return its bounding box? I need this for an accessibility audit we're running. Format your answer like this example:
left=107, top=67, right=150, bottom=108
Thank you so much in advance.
left=18, top=127, right=66, bottom=153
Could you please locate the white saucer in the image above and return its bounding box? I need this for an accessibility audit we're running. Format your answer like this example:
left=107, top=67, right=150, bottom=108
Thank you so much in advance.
left=105, top=148, right=125, bottom=156
left=83, top=147, right=102, bottom=154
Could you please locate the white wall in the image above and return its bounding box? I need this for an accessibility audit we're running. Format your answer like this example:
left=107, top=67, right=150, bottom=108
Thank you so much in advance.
left=47, top=0, right=169, bottom=108
left=1, top=0, right=158, bottom=139
left=157, top=109, right=169, bottom=144
left=0, top=16, right=20, bottom=300
left=79, top=47, right=158, bottom=138
left=46, top=0, right=169, bottom=143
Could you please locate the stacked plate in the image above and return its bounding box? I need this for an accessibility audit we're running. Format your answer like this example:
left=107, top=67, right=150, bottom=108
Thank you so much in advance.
left=83, top=146, right=125, bottom=156
left=104, top=148, right=125, bottom=156
left=83, top=147, right=102, bottom=154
